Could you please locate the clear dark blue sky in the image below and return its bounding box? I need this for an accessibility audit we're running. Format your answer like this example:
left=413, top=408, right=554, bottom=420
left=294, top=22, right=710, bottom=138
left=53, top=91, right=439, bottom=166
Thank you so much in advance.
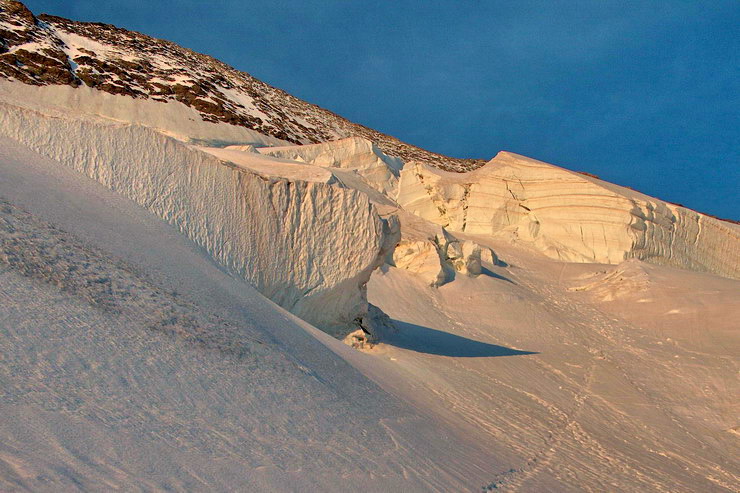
left=25, top=1, right=739, bottom=219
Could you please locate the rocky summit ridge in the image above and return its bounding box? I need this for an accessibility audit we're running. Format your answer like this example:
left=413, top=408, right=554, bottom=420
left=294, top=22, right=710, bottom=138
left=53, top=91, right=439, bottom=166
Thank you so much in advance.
left=0, top=0, right=480, bottom=171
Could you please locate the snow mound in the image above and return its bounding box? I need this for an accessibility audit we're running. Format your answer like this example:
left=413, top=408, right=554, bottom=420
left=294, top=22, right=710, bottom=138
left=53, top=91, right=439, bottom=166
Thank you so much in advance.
left=0, top=198, right=270, bottom=355
left=393, top=238, right=451, bottom=287
left=390, top=213, right=495, bottom=287
left=0, top=99, right=398, bottom=337
left=397, top=152, right=740, bottom=279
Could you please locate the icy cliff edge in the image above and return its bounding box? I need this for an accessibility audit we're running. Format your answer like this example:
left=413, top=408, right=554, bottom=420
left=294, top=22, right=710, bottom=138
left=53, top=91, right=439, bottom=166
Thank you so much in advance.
left=397, top=152, right=739, bottom=279
left=0, top=100, right=397, bottom=337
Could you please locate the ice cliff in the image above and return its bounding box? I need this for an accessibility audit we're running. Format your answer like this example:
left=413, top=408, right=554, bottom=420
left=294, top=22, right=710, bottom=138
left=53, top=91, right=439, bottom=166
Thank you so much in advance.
left=1, top=0, right=737, bottom=332
left=0, top=100, right=398, bottom=337
left=397, top=152, right=740, bottom=279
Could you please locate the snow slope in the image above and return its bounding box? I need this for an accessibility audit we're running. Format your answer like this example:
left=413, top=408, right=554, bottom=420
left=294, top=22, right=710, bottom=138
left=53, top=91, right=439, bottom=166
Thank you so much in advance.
left=1, top=2, right=739, bottom=491
left=0, top=137, right=512, bottom=492
left=368, top=238, right=739, bottom=491
left=3, top=132, right=737, bottom=492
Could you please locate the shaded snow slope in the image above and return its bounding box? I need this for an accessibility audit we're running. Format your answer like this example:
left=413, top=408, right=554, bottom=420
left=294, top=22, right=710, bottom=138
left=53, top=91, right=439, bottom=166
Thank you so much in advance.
left=0, top=137, right=510, bottom=492
left=397, top=152, right=740, bottom=279
left=0, top=100, right=398, bottom=337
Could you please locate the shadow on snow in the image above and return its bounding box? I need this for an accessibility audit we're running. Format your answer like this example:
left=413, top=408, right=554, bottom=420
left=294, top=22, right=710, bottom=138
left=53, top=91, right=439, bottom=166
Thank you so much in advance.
left=481, top=266, right=516, bottom=284
left=384, top=320, right=538, bottom=358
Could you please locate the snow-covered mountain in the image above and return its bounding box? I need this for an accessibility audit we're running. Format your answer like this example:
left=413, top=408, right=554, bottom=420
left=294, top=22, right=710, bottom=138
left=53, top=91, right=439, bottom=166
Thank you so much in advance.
left=1, top=1, right=738, bottom=491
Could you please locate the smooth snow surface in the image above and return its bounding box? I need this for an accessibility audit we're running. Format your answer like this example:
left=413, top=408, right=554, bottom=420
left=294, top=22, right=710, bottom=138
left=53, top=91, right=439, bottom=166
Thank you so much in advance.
left=369, top=238, right=739, bottom=491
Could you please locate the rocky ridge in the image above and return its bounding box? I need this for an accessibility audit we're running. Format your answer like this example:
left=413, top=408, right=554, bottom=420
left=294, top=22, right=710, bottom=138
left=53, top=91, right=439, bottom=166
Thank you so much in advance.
left=0, top=0, right=481, bottom=171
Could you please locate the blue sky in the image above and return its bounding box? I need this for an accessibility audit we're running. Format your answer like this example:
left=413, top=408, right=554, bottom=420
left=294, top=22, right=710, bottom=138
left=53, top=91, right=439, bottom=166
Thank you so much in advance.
left=25, top=1, right=739, bottom=219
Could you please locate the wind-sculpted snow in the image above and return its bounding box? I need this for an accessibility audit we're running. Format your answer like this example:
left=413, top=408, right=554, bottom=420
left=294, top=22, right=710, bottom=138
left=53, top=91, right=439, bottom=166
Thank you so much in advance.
left=386, top=209, right=496, bottom=287
left=397, top=152, right=740, bottom=279
left=392, top=236, right=489, bottom=287
left=253, top=137, right=403, bottom=196
left=0, top=101, right=397, bottom=337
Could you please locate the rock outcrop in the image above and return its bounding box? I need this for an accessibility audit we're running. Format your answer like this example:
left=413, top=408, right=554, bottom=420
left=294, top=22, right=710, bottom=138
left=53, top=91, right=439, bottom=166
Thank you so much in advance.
left=0, top=0, right=481, bottom=171
left=343, top=303, right=398, bottom=349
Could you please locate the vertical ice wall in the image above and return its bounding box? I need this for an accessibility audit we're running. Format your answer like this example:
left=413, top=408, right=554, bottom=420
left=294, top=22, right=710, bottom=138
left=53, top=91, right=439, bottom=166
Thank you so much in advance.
left=0, top=101, right=397, bottom=336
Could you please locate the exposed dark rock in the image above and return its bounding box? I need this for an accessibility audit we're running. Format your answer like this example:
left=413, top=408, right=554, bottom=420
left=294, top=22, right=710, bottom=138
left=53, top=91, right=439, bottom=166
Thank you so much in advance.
left=0, top=48, right=78, bottom=85
left=1, top=1, right=35, bottom=25
left=1, top=1, right=485, bottom=172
